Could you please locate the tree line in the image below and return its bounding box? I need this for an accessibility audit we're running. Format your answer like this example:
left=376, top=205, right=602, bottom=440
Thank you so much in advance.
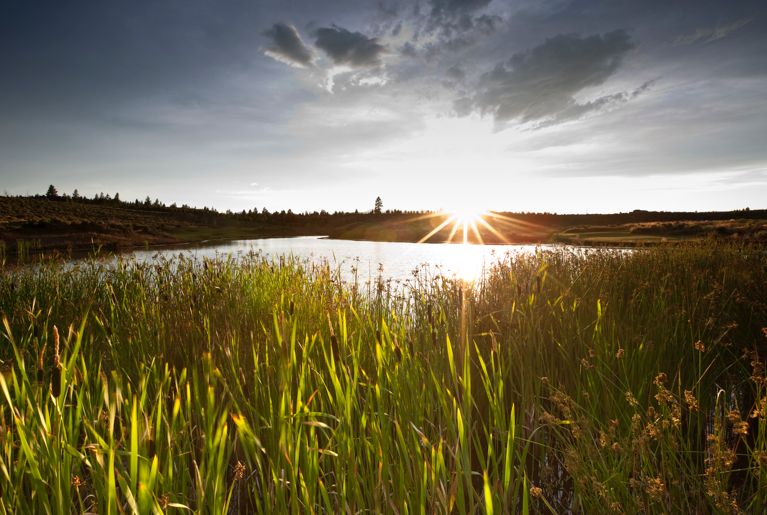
left=34, top=186, right=416, bottom=221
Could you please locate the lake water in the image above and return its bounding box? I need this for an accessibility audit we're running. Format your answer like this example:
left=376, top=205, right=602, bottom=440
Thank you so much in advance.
left=127, top=236, right=557, bottom=283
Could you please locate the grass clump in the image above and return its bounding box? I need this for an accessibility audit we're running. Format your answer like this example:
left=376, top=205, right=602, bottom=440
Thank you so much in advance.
left=0, top=243, right=765, bottom=513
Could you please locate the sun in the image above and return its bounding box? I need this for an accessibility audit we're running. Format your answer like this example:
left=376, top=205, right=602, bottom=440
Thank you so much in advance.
left=417, top=204, right=498, bottom=244
left=413, top=203, right=550, bottom=245
left=447, top=206, right=488, bottom=244
left=450, top=206, right=486, bottom=225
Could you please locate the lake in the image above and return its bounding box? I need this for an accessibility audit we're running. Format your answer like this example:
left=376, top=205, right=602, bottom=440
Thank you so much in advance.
left=127, top=236, right=557, bottom=283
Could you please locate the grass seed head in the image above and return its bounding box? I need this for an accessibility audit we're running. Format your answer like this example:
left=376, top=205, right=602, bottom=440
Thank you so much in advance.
left=36, top=341, right=46, bottom=382
left=645, top=477, right=666, bottom=501
left=233, top=460, right=247, bottom=481
left=51, top=325, right=61, bottom=397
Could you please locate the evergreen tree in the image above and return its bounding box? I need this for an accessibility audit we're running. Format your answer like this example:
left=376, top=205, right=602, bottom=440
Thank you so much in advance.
left=374, top=196, right=383, bottom=214
left=46, top=184, right=58, bottom=199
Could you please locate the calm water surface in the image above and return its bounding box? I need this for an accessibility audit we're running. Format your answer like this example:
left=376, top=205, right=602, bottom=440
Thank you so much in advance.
left=128, top=236, right=559, bottom=283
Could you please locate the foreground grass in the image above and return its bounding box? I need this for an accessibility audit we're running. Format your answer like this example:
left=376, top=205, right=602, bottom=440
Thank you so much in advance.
left=0, top=244, right=765, bottom=513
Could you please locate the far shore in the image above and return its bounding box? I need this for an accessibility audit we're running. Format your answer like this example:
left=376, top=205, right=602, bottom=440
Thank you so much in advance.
left=2, top=195, right=766, bottom=262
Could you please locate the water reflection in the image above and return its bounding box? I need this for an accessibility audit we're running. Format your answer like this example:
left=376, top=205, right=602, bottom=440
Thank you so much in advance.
left=128, top=236, right=550, bottom=284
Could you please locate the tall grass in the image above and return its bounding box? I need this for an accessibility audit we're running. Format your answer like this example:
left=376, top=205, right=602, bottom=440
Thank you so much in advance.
left=0, top=244, right=765, bottom=513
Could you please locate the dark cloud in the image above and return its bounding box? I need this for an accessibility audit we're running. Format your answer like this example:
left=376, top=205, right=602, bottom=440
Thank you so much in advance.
left=415, top=4, right=502, bottom=61
left=463, top=30, right=636, bottom=126
left=314, top=26, right=386, bottom=67
left=430, top=0, right=492, bottom=16
left=446, top=65, right=466, bottom=80
left=263, top=23, right=314, bottom=67
left=377, top=1, right=400, bottom=18
left=400, top=42, right=418, bottom=57
left=474, top=14, right=501, bottom=34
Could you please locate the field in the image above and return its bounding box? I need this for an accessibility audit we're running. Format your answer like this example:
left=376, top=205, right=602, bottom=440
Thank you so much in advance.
left=0, top=244, right=766, bottom=513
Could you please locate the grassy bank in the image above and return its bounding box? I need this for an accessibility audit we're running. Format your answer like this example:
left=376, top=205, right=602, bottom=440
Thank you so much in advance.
left=0, top=244, right=765, bottom=512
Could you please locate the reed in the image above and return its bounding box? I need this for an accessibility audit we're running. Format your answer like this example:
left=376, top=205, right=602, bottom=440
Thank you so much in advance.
left=0, top=243, right=764, bottom=512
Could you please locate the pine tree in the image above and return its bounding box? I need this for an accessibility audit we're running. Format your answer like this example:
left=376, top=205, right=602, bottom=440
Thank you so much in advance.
left=374, top=196, right=383, bottom=214
left=46, top=185, right=58, bottom=199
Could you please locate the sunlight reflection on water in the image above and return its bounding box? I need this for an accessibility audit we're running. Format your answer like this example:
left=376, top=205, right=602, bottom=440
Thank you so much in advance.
left=127, top=236, right=555, bottom=284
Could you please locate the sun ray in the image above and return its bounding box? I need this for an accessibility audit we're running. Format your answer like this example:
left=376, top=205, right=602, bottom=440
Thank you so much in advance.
left=411, top=204, right=540, bottom=245
left=476, top=215, right=510, bottom=244
left=417, top=216, right=455, bottom=244
left=485, top=211, right=549, bottom=232
left=446, top=220, right=461, bottom=243
left=469, top=221, right=484, bottom=244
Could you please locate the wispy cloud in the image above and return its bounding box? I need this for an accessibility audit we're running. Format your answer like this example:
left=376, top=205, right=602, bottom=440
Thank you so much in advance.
left=674, top=18, right=752, bottom=45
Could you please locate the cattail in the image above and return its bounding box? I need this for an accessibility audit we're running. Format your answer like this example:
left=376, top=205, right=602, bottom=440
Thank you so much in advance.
left=51, top=325, right=61, bottom=397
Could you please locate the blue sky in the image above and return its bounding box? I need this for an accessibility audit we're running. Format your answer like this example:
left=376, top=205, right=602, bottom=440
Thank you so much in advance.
left=1, top=0, right=766, bottom=213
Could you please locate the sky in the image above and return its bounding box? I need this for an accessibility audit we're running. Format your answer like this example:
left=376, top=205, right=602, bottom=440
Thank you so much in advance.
left=1, top=0, right=766, bottom=213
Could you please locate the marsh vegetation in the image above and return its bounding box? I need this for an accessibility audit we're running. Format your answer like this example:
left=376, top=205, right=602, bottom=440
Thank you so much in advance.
left=0, top=243, right=765, bottom=512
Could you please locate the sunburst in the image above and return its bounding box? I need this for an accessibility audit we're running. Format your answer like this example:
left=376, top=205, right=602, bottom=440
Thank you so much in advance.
left=414, top=205, right=549, bottom=245
left=418, top=207, right=491, bottom=244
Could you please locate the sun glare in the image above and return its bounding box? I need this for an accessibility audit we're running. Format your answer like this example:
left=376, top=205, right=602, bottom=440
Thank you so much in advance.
left=415, top=202, right=547, bottom=246
left=416, top=204, right=493, bottom=245
left=448, top=206, right=488, bottom=244
left=450, top=206, right=486, bottom=225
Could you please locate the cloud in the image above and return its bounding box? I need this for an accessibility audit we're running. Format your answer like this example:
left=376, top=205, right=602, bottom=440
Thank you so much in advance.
left=314, top=26, right=386, bottom=67
left=674, top=17, right=753, bottom=45
left=533, top=79, right=657, bottom=128
left=446, top=65, right=466, bottom=80
left=461, top=30, right=636, bottom=126
left=400, top=42, right=418, bottom=57
left=430, top=0, right=492, bottom=16
left=418, top=10, right=503, bottom=62
left=263, top=23, right=314, bottom=68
